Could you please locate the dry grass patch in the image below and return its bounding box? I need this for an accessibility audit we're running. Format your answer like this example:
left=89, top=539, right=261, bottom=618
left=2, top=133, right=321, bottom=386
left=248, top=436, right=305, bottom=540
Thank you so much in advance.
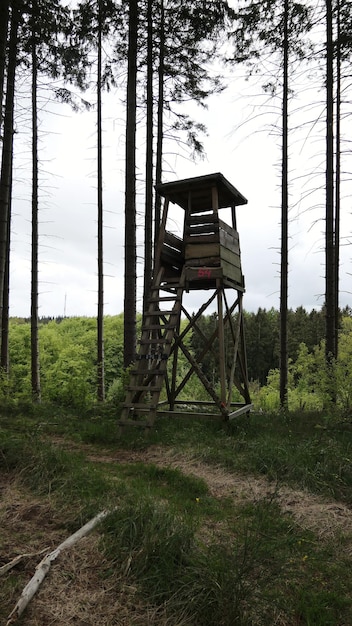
left=1, top=478, right=192, bottom=626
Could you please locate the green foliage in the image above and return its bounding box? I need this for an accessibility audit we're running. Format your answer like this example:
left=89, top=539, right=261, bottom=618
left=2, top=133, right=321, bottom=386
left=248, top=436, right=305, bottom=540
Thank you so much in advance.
left=332, top=317, right=352, bottom=412
left=106, top=364, right=131, bottom=406
left=245, top=307, right=280, bottom=385
left=287, top=317, right=352, bottom=413
left=7, top=315, right=125, bottom=409
left=4, top=310, right=352, bottom=413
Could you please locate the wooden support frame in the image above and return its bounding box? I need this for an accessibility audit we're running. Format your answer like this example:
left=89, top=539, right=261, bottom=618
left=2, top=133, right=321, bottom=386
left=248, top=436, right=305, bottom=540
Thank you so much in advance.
left=161, top=282, right=251, bottom=421
left=120, top=173, right=251, bottom=430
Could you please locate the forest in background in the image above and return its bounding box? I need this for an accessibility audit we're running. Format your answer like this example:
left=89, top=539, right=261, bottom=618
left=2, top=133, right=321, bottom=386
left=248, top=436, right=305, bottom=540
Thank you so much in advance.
left=1, top=0, right=351, bottom=409
left=4, top=305, right=352, bottom=412
left=3, top=5, right=352, bottom=623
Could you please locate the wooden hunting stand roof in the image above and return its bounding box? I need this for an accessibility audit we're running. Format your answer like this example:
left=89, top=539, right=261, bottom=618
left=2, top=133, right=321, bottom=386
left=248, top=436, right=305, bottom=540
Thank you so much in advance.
left=156, top=172, right=248, bottom=211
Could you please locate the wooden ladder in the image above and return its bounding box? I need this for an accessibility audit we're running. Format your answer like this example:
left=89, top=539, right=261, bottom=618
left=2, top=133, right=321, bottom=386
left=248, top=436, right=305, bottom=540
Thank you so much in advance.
left=119, top=270, right=185, bottom=430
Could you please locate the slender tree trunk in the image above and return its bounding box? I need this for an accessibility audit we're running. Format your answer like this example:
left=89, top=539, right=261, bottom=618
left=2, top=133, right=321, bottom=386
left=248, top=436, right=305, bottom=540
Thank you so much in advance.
left=0, top=0, right=10, bottom=129
left=325, top=0, right=335, bottom=363
left=334, top=0, right=340, bottom=359
left=280, top=0, right=289, bottom=410
left=143, top=0, right=153, bottom=310
left=31, top=0, right=41, bottom=403
left=154, top=0, right=164, bottom=249
left=1, top=157, right=11, bottom=372
left=0, top=0, right=11, bottom=372
left=0, top=1, right=20, bottom=350
left=97, top=0, right=105, bottom=400
left=124, top=0, right=138, bottom=368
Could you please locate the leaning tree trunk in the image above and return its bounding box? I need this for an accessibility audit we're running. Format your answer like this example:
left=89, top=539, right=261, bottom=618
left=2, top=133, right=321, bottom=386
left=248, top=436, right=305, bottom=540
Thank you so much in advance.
left=31, top=0, right=41, bottom=403
left=279, top=0, right=289, bottom=410
left=0, top=0, right=20, bottom=353
left=123, top=0, right=138, bottom=368
left=97, top=0, right=105, bottom=401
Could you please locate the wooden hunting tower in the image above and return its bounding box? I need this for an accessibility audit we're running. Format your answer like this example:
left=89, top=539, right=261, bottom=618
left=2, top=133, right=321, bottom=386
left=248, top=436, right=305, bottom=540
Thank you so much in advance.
left=120, top=172, right=252, bottom=430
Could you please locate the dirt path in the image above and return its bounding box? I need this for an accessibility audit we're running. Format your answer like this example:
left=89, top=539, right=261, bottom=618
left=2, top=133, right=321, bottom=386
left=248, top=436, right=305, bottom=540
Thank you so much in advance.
left=3, top=436, right=352, bottom=625
left=124, top=447, right=352, bottom=539
left=51, top=436, right=352, bottom=540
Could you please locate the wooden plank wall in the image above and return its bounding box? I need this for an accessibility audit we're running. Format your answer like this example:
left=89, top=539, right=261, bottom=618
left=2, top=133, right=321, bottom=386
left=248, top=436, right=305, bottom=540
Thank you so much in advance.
left=160, top=231, right=184, bottom=274
left=184, top=213, right=243, bottom=288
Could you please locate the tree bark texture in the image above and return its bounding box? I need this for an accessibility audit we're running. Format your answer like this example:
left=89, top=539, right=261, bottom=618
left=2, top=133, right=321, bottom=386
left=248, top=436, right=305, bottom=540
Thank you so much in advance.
left=334, top=0, right=341, bottom=359
left=325, top=0, right=336, bottom=364
left=154, top=0, right=164, bottom=250
left=97, top=0, right=105, bottom=400
left=143, top=0, right=153, bottom=311
left=31, top=0, right=41, bottom=403
left=0, top=1, right=21, bottom=350
left=1, top=148, right=11, bottom=372
left=280, top=0, right=289, bottom=409
left=0, top=0, right=10, bottom=128
left=124, top=0, right=138, bottom=368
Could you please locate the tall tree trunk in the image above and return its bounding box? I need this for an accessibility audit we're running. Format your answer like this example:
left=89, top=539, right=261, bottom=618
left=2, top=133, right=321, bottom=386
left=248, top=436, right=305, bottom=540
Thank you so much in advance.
left=0, top=0, right=20, bottom=350
left=325, top=0, right=335, bottom=364
left=1, top=157, right=11, bottom=372
left=279, top=0, right=289, bottom=410
left=124, top=0, right=138, bottom=368
left=31, top=0, right=41, bottom=403
left=154, top=0, right=164, bottom=249
left=143, top=0, right=153, bottom=311
left=1, top=0, right=11, bottom=373
left=334, top=0, right=341, bottom=359
left=97, top=0, right=105, bottom=400
left=0, top=0, right=10, bottom=129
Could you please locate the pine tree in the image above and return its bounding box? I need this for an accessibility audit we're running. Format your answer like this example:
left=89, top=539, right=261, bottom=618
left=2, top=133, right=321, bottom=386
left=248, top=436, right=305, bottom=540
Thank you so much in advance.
left=124, top=0, right=138, bottom=368
left=325, top=0, right=335, bottom=369
left=30, top=0, right=41, bottom=402
left=97, top=0, right=105, bottom=401
left=280, top=0, right=289, bottom=410
left=228, top=0, right=312, bottom=406
left=0, top=0, right=22, bottom=360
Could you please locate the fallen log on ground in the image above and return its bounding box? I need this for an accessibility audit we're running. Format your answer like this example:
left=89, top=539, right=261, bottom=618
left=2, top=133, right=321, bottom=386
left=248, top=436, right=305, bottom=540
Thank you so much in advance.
left=6, top=509, right=111, bottom=625
left=0, top=548, right=48, bottom=577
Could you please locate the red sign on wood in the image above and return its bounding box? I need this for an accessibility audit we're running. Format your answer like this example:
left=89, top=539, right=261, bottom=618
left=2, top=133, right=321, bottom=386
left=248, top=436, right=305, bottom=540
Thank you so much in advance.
left=197, top=268, right=212, bottom=279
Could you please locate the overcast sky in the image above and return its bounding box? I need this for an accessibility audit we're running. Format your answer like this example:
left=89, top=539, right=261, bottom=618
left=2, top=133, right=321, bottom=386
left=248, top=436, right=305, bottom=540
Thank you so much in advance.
left=9, top=56, right=352, bottom=319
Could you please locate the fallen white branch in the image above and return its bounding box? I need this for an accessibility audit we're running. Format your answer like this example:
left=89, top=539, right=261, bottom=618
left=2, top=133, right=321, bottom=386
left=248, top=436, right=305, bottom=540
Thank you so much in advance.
left=0, top=548, right=49, bottom=577
left=7, top=509, right=111, bottom=625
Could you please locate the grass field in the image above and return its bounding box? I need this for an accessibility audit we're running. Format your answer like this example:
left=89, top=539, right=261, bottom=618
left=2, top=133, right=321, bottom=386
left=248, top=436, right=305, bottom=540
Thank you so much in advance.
left=1, top=407, right=352, bottom=625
